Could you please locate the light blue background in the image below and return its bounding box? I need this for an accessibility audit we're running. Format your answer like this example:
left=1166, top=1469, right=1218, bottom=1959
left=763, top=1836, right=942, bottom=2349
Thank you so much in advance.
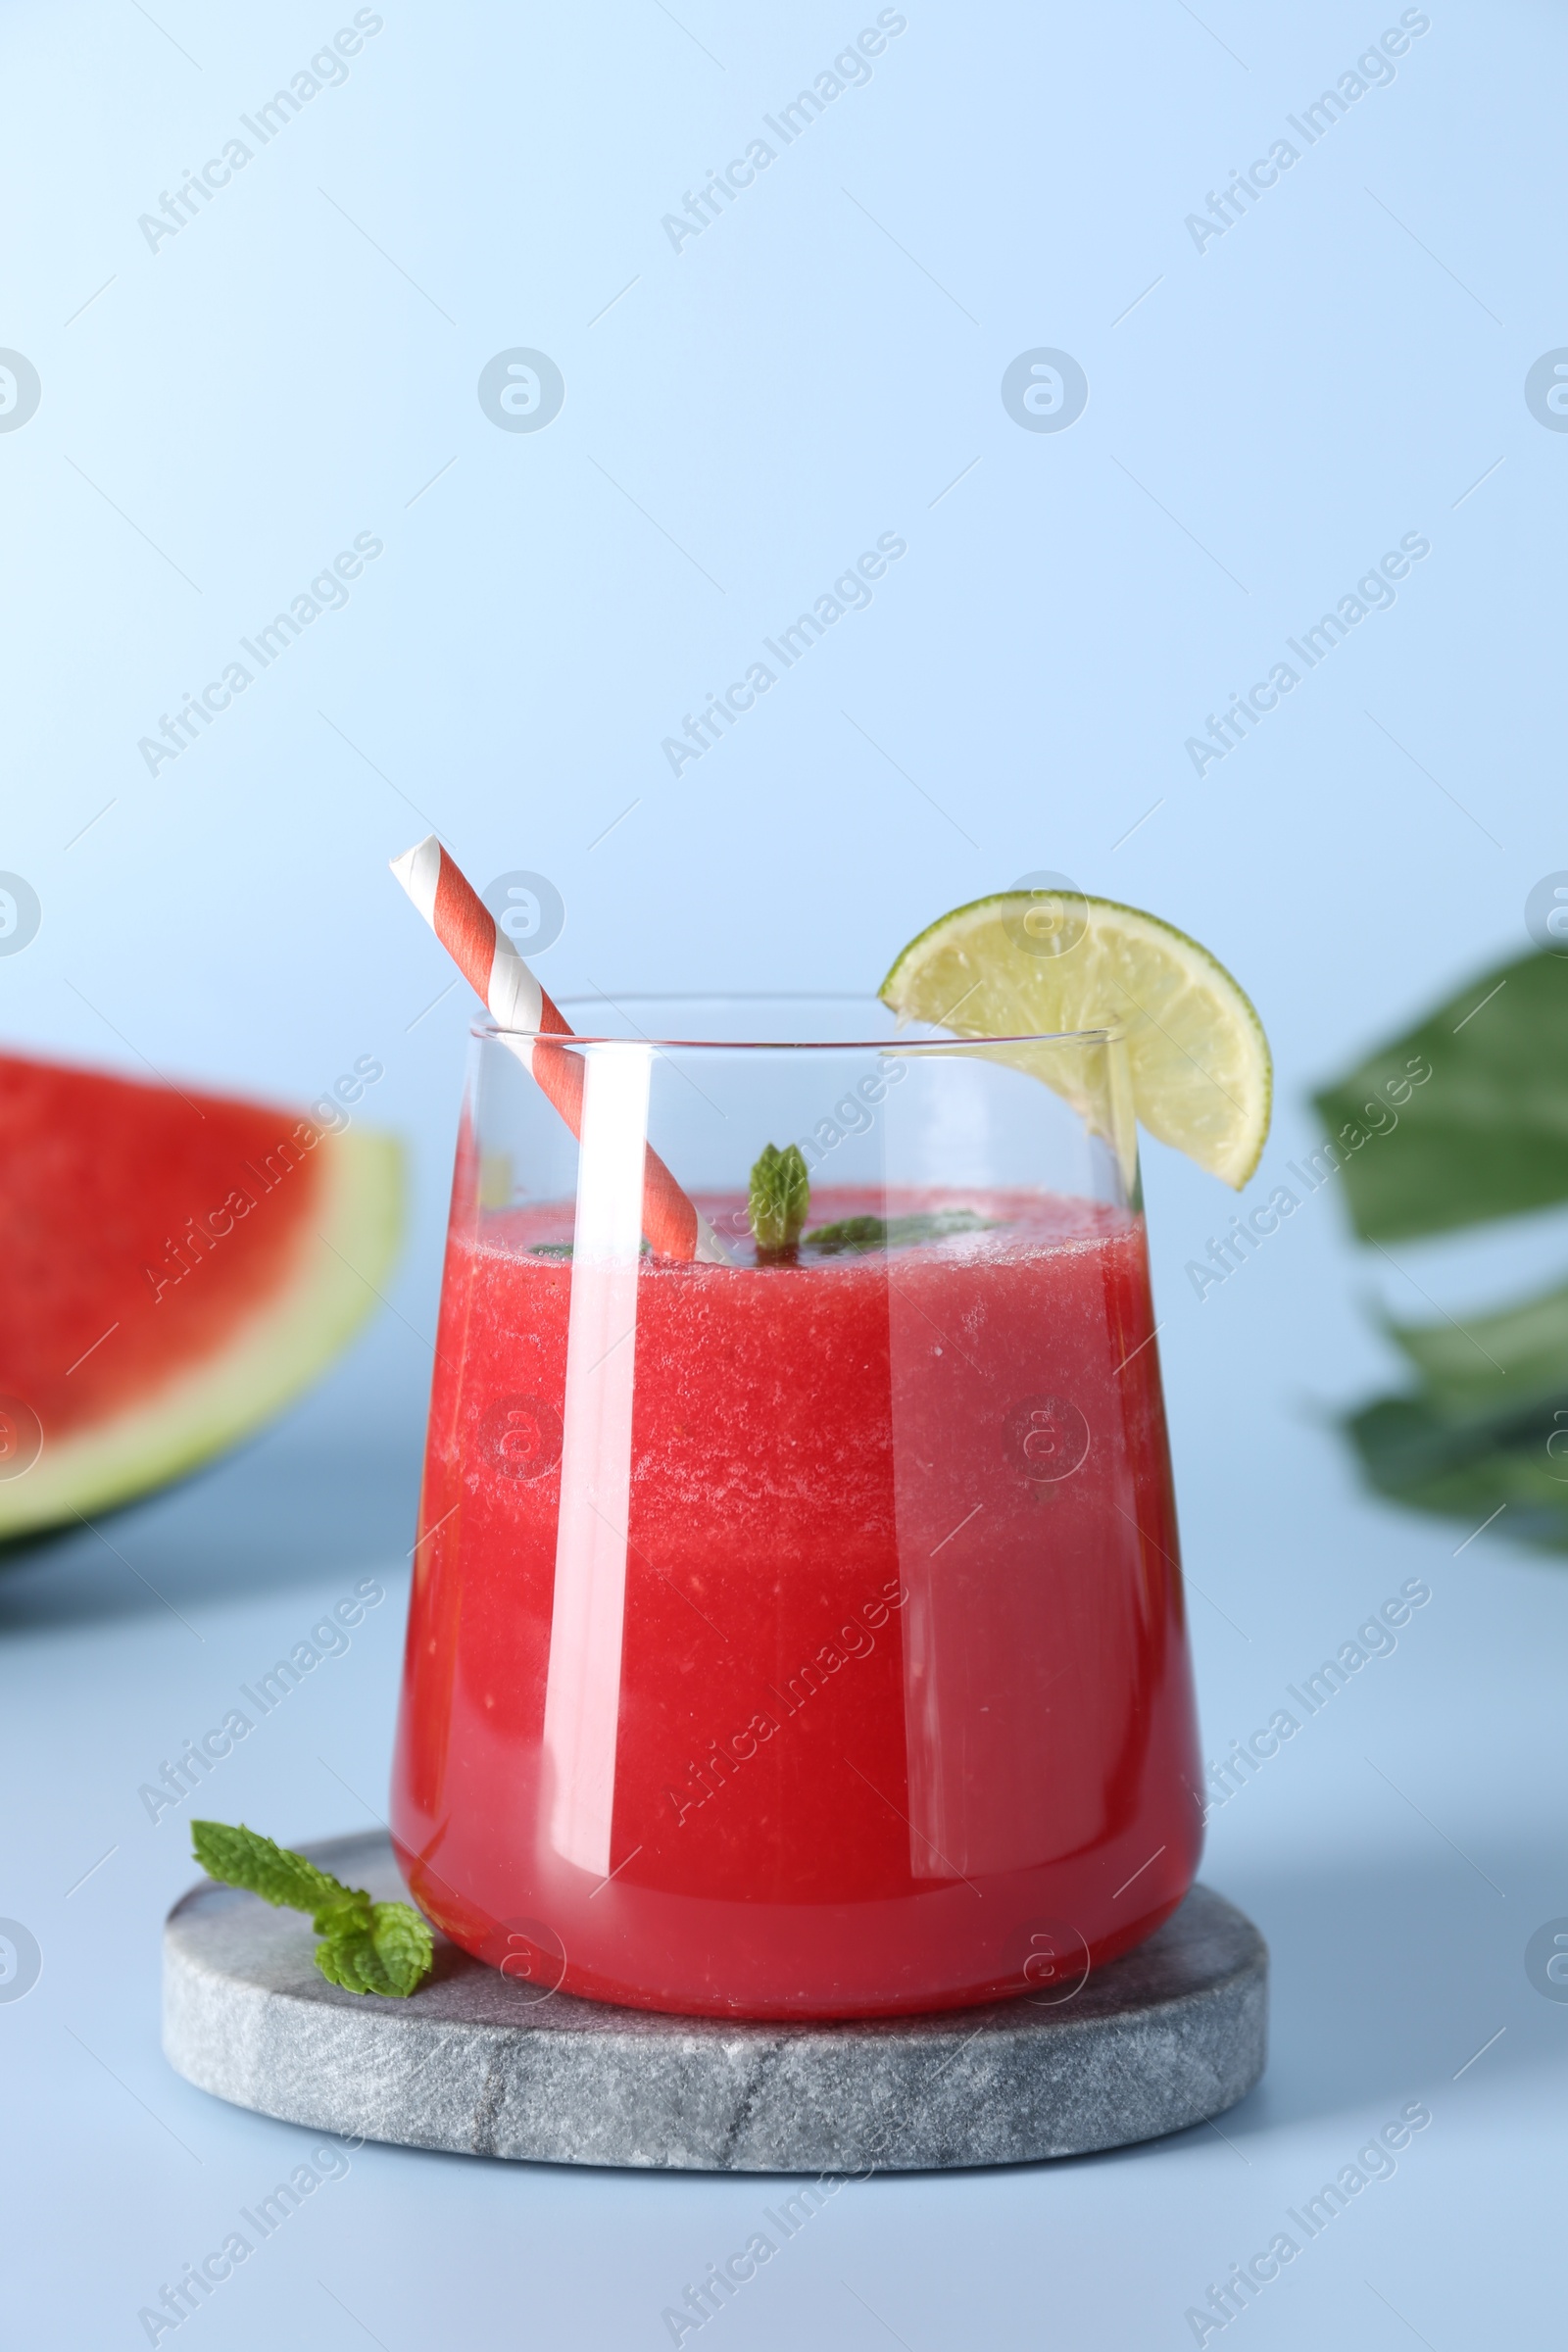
left=1, top=1, right=1563, bottom=2344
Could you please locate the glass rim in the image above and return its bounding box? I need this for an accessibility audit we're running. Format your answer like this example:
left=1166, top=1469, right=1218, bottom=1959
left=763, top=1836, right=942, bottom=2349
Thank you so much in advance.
left=472, top=993, right=1125, bottom=1053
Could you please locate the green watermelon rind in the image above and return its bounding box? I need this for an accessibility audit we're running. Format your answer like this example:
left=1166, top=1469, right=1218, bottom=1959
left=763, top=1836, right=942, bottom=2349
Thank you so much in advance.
left=0, top=1127, right=402, bottom=1539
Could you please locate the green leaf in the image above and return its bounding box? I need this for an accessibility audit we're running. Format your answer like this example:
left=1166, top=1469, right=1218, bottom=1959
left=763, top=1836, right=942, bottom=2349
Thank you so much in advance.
left=369, top=1900, right=436, bottom=1995
left=528, top=1242, right=651, bottom=1259
left=804, top=1213, right=885, bottom=1252
left=315, top=1924, right=391, bottom=1996
left=314, top=1902, right=434, bottom=1998
left=1346, top=1389, right=1568, bottom=1551
left=748, top=1143, right=810, bottom=1258
left=192, top=1820, right=434, bottom=1998
left=805, top=1209, right=997, bottom=1255
left=310, top=1887, right=374, bottom=1938
left=1312, top=950, right=1568, bottom=1242
left=191, top=1821, right=345, bottom=1916
left=1382, top=1276, right=1568, bottom=1423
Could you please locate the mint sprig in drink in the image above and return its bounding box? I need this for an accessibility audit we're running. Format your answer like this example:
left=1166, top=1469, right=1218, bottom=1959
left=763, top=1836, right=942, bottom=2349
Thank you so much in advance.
left=389, top=867, right=1270, bottom=2019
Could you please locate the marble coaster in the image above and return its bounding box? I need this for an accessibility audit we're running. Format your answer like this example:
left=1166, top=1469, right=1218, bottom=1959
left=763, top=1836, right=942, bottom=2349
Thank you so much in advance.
left=163, top=1833, right=1266, bottom=2173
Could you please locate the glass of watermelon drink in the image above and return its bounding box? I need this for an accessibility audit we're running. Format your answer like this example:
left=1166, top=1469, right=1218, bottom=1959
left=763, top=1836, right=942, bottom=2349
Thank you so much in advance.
left=391, top=1000, right=1203, bottom=2019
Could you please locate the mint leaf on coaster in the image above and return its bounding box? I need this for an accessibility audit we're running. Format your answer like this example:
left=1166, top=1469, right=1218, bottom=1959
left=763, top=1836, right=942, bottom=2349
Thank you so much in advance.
left=191, top=1820, right=434, bottom=1998
left=806, top=1208, right=997, bottom=1254
left=749, top=1143, right=810, bottom=1261
left=365, top=1899, right=439, bottom=1990
left=189, top=1820, right=340, bottom=1914
left=314, top=1902, right=434, bottom=1997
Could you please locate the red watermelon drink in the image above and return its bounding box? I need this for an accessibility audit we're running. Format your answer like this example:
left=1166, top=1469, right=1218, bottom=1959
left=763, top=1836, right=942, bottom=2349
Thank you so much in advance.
left=390, top=1002, right=1205, bottom=2019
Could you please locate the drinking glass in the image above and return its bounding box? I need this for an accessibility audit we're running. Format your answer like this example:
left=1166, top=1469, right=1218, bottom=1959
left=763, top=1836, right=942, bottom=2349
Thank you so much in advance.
left=391, top=998, right=1202, bottom=2018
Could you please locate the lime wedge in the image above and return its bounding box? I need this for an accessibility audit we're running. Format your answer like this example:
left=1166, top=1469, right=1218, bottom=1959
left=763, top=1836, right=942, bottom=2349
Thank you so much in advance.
left=879, top=890, right=1271, bottom=1187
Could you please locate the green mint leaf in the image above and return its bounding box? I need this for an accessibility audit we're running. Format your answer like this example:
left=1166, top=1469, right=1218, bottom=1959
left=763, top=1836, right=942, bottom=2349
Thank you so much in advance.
left=805, top=1209, right=996, bottom=1255
left=314, top=1925, right=388, bottom=1996
left=310, top=1887, right=374, bottom=1939
left=191, top=1820, right=346, bottom=1916
left=313, top=1903, right=434, bottom=1998
left=192, top=1821, right=434, bottom=1998
left=369, top=1900, right=436, bottom=1996
left=748, top=1143, right=810, bottom=1258
left=804, top=1214, right=885, bottom=1253
left=528, top=1241, right=652, bottom=1259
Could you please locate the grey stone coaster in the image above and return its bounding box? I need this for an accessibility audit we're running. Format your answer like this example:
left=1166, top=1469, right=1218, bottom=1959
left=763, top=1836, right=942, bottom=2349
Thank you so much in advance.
left=163, top=1834, right=1266, bottom=2173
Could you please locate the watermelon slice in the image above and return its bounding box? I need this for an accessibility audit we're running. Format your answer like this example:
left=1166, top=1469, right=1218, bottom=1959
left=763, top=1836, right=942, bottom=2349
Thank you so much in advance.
left=0, top=1051, right=401, bottom=1539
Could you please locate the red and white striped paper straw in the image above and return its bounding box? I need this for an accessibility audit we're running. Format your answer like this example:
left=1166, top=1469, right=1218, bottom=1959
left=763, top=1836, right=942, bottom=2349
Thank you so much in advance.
left=390, top=836, right=728, bottom=1263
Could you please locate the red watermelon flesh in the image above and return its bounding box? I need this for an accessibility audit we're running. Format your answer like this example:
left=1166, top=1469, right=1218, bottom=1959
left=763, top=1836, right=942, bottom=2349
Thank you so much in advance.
left=0, top=1050, right=401, bottom=1535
